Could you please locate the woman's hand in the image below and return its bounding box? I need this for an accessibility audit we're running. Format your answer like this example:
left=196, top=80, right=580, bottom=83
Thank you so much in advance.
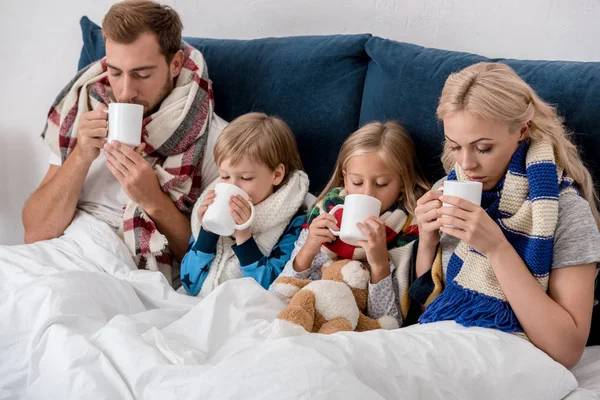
left=437, top=194, right=508, bottom=257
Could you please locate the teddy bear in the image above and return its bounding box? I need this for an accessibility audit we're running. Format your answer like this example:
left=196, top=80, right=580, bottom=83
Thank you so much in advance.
left=271, top=259, right=399, bottom=334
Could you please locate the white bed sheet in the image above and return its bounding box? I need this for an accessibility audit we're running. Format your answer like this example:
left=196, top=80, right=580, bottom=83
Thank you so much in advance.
left=565, top=347, right=600, bottom=399
left=0, top=211, right=589, bottom=400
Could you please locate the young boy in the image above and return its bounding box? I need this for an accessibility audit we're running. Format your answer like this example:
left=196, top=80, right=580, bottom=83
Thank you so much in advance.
left=181, top=113, right=309, bottom=297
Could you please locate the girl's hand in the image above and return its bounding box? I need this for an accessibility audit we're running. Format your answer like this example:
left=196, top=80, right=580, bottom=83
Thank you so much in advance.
left=356, top=216, right=390, bottom=283
left=231, top=194, right=253, bottom=244
left=304, top=213, right=339, bottom=256
left=414, top=189, right=444, bottom=247
left=293, top=213, right=339, bottom=273
left=437, top=194, right=508, bottom=257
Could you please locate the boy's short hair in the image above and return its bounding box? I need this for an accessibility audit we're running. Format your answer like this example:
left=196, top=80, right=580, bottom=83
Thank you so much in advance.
left=213, top=113, right=303, bottom=187
left=102, top=1, right=183, bottom=63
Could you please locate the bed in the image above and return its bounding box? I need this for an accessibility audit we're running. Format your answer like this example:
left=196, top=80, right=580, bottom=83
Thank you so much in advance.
left=0, top=211, right=597, bottom=400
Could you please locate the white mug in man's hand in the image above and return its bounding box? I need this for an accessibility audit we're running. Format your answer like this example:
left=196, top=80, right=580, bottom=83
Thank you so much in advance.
left=105, top=103, right=144, bottom=147
left=328, top=194, right=382, bottom=246
left=202, top=183, right=255, bottom=237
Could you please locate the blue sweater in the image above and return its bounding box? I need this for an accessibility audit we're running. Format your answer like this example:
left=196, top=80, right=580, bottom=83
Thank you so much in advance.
left=180, top=213, right=305, bottom=295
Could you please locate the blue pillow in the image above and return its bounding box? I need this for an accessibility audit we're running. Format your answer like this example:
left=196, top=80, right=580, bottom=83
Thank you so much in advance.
left=78, top=16, right=105, bottom=70
left=360, top=37, right=600, bottom=185
left=78, top=17, right=371, bottom=194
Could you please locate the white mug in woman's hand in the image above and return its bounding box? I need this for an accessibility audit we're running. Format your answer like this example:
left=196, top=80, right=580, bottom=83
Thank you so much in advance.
left=328, top=194, right=382, bottom=246
left=202, top=183, right=255, bottom=236
left=441, top=181, right=483, bottom=207
left=441, top=181, right=483, bottom=228
left=105, top=103, right=144, bottom=147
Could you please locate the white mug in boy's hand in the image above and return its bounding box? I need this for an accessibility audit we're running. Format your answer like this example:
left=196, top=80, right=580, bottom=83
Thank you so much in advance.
left=328, top=194, right=382, bottom=246
left=105, top=103, right=144, bottom=147
left=202, top=183, right=255, bottom=237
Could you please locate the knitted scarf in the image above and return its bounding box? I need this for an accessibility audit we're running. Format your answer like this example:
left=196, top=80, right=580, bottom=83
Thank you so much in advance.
left=41, top=42, right=214, bottom=284
left=191, top=170, right=309, bottom=299
left=420, top=141, right=579, bottom=334
left=306, top=187, right=420, bottom=318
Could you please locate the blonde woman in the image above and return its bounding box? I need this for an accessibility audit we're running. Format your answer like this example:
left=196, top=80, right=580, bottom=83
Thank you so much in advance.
left=277, top=121, right=430, bottom=328
left=414, top=62, right=600, bottom=368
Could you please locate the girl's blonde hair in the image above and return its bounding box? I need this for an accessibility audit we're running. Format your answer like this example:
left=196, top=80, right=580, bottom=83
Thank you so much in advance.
left=213, top=112, right=303, bottom=187
left=317, top=121, right=430, bottom=214
left=437, top=62, right=600, bottom=228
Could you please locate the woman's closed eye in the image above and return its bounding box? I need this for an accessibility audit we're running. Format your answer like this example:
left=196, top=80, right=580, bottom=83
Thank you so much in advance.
left=449, top=145, right=492, bottom=154
left=375, top=182, right=389, bottom=188
left=241, top=176, right=254, bottom=181
left=351, top=181, right=363, bottom=186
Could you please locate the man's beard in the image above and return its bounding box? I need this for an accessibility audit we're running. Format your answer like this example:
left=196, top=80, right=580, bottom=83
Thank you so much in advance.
left=144, top=72, right=174, bottom=116
left=125, top=72, right=174, bottom=117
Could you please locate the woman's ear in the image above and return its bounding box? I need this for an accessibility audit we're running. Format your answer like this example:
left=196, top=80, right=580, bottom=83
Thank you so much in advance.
left=273, top=164, right=285, bottom=186
left=342, top=170, right=347, bottom=187
left=519, top=121, right=530, bottom=141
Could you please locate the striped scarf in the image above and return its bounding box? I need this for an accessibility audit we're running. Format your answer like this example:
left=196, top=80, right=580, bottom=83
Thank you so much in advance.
left=306, top=187, right=420, bottom=319
left=41, top=42, right=214, bottom=284
left=420, top=141, right=579, bottom=334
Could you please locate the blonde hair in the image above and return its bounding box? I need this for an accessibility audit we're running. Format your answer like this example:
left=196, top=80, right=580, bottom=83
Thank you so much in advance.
left=437, top=62, right=600, bottom=228
left=318, top=121, right=430, bottom=214
left=213, top=112, right=303, bottom=187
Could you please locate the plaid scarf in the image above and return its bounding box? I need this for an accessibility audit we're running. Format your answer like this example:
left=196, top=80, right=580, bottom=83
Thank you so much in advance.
left=41, top=42, right=214, bottom=284
left=420, top=141, right=579, bottom=335
left=306, top=187, right=419, bottom=318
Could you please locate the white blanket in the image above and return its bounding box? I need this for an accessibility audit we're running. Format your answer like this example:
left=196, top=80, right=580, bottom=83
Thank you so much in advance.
left=0, top=212, right=581, bottom=399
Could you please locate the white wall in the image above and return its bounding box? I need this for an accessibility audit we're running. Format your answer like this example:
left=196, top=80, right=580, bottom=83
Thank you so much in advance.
left=1, top=0, right=598, bottom=245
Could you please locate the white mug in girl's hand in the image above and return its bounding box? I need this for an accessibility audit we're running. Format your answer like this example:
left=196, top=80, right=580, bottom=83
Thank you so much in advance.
left=202, top=183, right=255, bottom=237
left=328, top=194, right=382, bottom=246
left=106, top=103, right=144, bottom=147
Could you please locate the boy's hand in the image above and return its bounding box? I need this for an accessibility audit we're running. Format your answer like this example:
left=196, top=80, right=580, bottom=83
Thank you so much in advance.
left=231, top=194, right=253, bottom=244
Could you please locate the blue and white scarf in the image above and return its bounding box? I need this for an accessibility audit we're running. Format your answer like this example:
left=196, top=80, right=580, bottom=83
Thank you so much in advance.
left=420, top=141, right=579, bottom=334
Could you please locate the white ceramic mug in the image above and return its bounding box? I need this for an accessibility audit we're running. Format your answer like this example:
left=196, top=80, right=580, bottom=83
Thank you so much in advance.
left=441, top=180, right=483, bottom=207
left=202, top=183, right=255, bottom=236
left=105, top=103, right=144, bottom=147
left=441, top=181, right=483, bottom=228
left=328, top=194, right=382, bottom=246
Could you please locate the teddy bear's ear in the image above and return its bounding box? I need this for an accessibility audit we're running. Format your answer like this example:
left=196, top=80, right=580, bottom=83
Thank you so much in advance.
left=341, top=261, right=370, bottom=289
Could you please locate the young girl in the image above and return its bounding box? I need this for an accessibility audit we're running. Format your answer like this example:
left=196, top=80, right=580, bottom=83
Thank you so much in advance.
left=413, top=62, right=600, bottom=369
left=277, top=121, right=430, bottom=327
left=180, top=113, right=309, bottom=297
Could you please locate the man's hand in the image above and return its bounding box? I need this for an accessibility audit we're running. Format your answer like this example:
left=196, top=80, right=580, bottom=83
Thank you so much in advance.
left=75, top=104, right=108, bottom=164
left=104, top=141, right=164, bottom=211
